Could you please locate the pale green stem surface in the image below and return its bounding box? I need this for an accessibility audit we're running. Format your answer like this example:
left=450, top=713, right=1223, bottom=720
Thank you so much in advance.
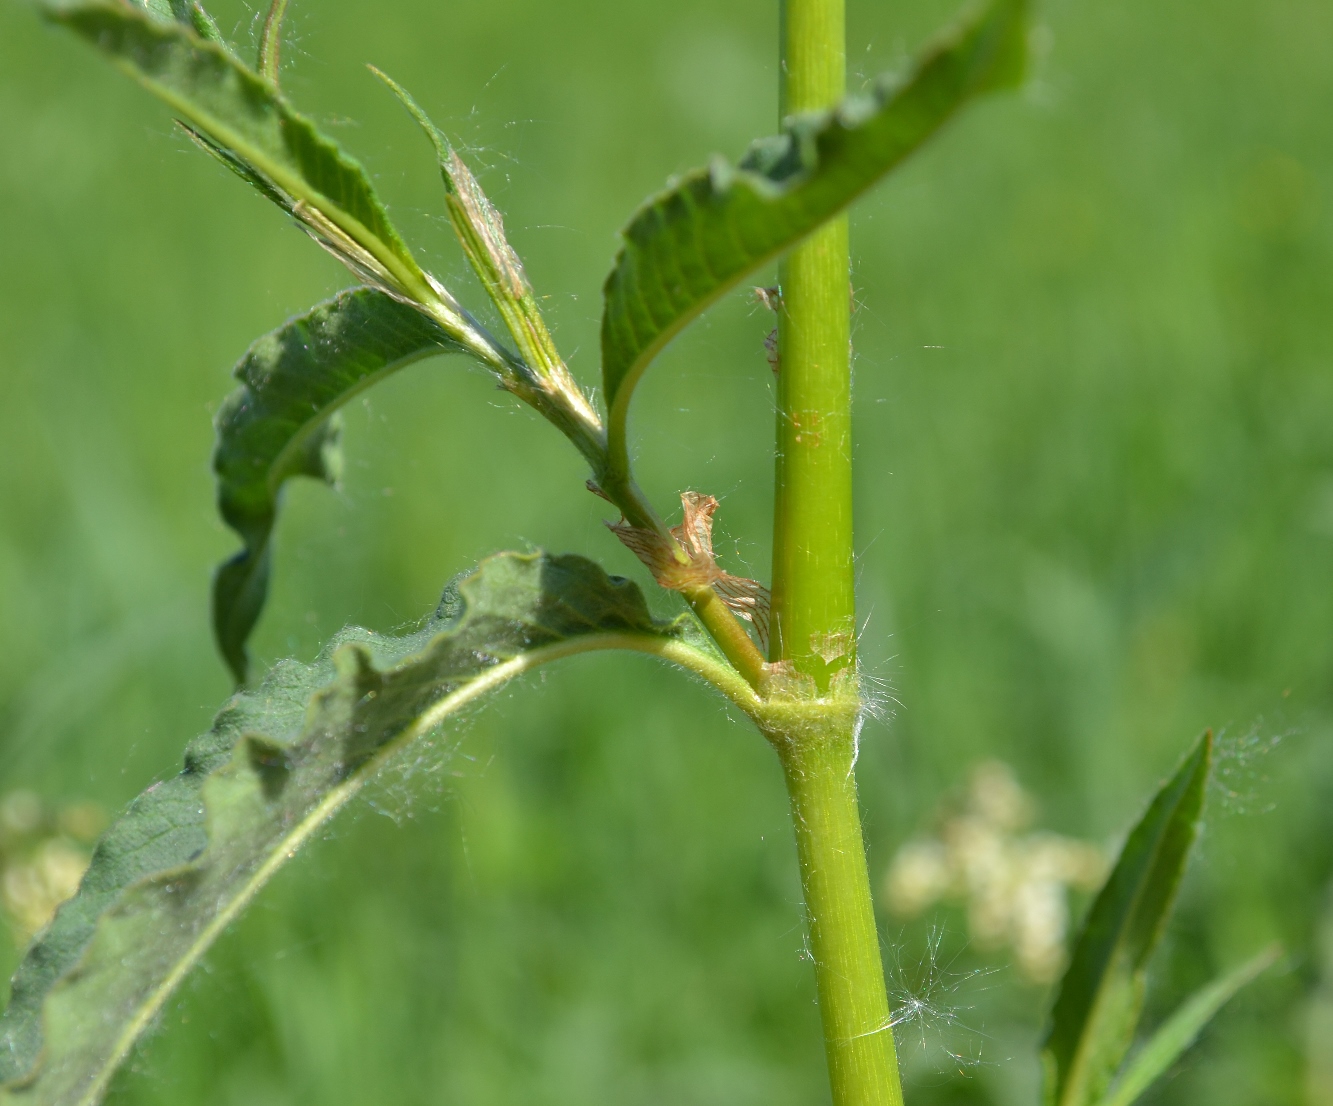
left=772, top=0, right=856, bottom=686
left=771, top=2, right=903, bottom=1104
left=778, top=724, right=902, bottom=1106
left=771, top=217, right=855, bottom=683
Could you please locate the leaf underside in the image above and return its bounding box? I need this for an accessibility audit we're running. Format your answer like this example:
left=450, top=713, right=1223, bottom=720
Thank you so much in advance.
left=0, top=553, right=687, bottom=1106
left=44, top=0, right=421, bottom=289
left=599, top=0, right=1028, bottom=442
left=212, top=288, right=464, bottom=685
left=1043, top=732, right=1213, bottom=1106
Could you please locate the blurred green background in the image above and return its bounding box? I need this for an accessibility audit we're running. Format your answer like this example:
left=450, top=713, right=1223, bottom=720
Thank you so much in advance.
left=1, top=0, right=1330, bottom=1101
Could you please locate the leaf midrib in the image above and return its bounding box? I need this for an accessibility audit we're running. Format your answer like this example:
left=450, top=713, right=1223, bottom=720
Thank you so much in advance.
left=100, top=46, right=431, bottom=308
left=50, top=627, right=752, bottom=1106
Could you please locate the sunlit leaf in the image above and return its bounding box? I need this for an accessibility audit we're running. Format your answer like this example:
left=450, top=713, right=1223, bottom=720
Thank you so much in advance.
left=0, top=552, right=717, bottom=1106
left=1043, top=732, right=1213, bottom=1106
left=43, top=0, right=441, bottom=313
left=599, top=0, right=1028, bottom=474
left=45, top=0, right=621, bottom=493
left=370, top=68, right=607, bottom=467
left=212, top=288, right=466, bottom=686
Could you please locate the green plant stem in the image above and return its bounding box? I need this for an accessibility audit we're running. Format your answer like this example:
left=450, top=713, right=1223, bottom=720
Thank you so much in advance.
left=601, top=471, right=771, bottom=688
left=777, top=721, right=902, bottom=1106
left=770, top=2, right=902, bottom=1105
left=772, top=1, right=855, bottom=687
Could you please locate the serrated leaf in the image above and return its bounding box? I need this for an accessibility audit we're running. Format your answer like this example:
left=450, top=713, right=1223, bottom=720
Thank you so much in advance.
left=0, top=552, right=713, bottom=1106
left=1093, top=944, right=1280, bottom=1106
left=44, top=0, right=612, bottom=487
left=599, top=0, right=1028, bottom=472
left=1043, top=732, right=1214, bottom=1106
left=43, top=0, right=430, bottom=306
left=211, top=288, right=465, bottom=686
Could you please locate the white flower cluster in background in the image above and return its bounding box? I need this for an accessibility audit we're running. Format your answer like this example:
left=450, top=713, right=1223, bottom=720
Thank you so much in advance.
left=883, top=761, right=1106, bottom=984
left=0, top=790, right=104, bottom=945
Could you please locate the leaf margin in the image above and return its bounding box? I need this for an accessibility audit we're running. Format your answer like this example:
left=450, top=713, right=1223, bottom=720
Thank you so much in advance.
left=0, top=552, right=755, bottom=1106
left=210, top=287, right=465, bottom=684
left=41, top=0, right=504, bottom=369
left=598, top=0, right=1029, bottom=479
left=1042, top=731, right=1214, bottom=1106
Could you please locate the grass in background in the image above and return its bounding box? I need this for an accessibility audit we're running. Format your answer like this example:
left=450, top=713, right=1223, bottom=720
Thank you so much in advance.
left=0, top=0, right=1329, bottom=1102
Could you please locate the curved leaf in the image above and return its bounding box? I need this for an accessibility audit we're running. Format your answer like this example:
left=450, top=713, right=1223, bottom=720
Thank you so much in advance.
left=0, top=552, right=731, bottom=1106
left=1043, top=732, right=1213, bottom=1106
left=211, top=288, right=464, bottom=685
left=599, top=0, right=1028, bottom=472
left=1094, top=944, right=1280, bottom=1106
left=43, top=0, right=613, bottom=481
left=42, top=0, right=442, bottom=315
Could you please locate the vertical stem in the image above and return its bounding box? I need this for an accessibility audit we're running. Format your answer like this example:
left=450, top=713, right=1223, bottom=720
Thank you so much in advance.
left=772, top=0, right=855, bottom=688
left=780, top=728, right=903, bottom=1106
left=771, top=2, right=903, bottom=1105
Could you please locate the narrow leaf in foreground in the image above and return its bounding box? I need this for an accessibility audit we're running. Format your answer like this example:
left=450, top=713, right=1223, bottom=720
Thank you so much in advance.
left=1043, top=732, right=1214, bottom=1106
left=1094, top=944, right=1280, bottom=1106
left=0, top=553, right=731, bottom=1106
left=212, top=288, right=464, bottom=685
left=599, top=0, right=1027, bottom=475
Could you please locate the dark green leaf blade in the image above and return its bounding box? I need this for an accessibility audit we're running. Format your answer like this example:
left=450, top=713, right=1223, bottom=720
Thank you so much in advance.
left=1094, top=944, right=1279, bottom=1106
left=599, top=0, right=1028, bottom=473
left=43, top=0, right=428, bottom=302
left=212, top=288, right=464, bottom=685
left=1043, top=732, right=1214, bottom=1106
left=0, top=553, right=701, bottom=1106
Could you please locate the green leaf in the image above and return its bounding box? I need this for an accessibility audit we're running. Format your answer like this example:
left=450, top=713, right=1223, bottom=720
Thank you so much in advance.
left=1094, top=944, right=1280, bottom=1106
left=46, top=0, right=608, bottom=476
left=369, top=67, right=607, bottom=468
left=1043, top=732, right=1214, bottom=1106
left=126, top=0, right=227, bottom=45
left=46, top=0, right=513, bottom=370
left=370, top=72, right=561, bottom=375
left=211, top=288, right=465, bottom=686
left=599, top=0, right=1028, bottom=475
left=0, top=552, right=722, bottom=1106
left=43, top=0, right=432, bottom=309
